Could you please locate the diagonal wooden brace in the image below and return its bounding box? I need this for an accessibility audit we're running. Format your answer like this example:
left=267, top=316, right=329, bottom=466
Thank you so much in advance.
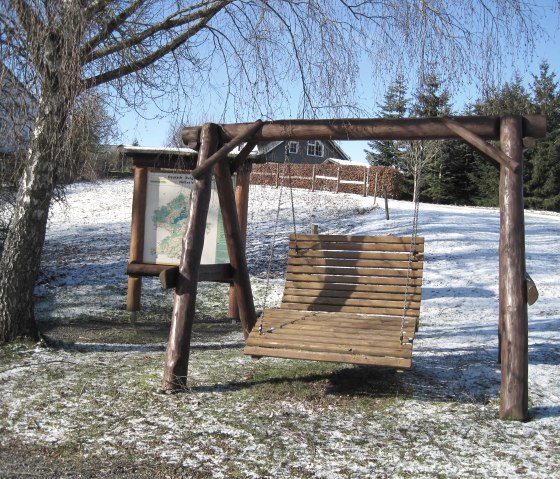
left=190, top=120, right=263, bottom=179
left=442, top=118, right=520, bottom=173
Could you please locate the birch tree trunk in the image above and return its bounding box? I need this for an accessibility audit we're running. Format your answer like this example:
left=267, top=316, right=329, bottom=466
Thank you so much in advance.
left=0, top=86, right=67, bottom=341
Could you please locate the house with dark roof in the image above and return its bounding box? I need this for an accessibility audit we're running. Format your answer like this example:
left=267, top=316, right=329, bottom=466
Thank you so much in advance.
left=255, top=140, right=350, bottom=164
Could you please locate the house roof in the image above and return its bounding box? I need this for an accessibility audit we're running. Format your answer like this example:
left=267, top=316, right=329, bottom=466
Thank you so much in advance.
left=261, top=139, right=351, bottom=161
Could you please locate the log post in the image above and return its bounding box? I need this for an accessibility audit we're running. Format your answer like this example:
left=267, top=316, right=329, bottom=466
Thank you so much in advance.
left=311, top=165, right=316, bottom=192
left=227, top=162, right=252, bottom=322
left=126, top=166, right=148, bottom=312
left=499, top=115, right=528, bottom=421
left=336, top=166, right=341, bottom=193
left=214, top=158, right=257, bottom=338
left=161, top=123, right=219, bottom=392
left=384, top=186, right=390, bottom=220
left=363, top=166, right=368, bottom=197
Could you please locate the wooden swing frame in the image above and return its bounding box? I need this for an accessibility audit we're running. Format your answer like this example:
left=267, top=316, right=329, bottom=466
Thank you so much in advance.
left=154, top=115, right=545, bottom=422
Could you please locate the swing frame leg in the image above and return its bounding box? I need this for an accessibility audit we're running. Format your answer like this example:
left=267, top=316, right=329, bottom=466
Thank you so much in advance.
left=161, top=123, right=219, bottom=392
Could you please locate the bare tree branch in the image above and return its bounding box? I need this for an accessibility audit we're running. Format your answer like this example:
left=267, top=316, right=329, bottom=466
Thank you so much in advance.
left=80, top=0, right=146, bottom=59
left=82, top=0, right=232, bottom=65
left=83, top=4, right=229, bottom=88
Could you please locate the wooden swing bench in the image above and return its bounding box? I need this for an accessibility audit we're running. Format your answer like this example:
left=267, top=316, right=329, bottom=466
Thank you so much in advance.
left=244, top=234, right=424, bottom=369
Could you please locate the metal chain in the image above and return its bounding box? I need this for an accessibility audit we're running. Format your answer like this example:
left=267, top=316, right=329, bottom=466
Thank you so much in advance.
left=400, top=161, right=423, bottom=344
left=259, top=145, right=296, bottom=334
left=286, top=161, right=299, bottom=247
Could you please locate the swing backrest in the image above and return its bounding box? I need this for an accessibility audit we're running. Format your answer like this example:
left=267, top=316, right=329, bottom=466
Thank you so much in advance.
left=281, top=234, right=424, bottom=317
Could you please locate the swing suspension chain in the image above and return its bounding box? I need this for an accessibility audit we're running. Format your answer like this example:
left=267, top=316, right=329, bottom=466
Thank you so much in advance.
left=400, top=162, right=423, bottom=344
left=259, top=145, right=298, bottom=334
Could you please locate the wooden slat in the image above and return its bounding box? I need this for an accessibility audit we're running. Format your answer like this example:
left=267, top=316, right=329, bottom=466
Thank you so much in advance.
left=283, top=287, right=422, bottom=302
left=284, top=281, right=422, bottom=295
left=280, top=302, right=419, bottom=316
left=258, top=314, right=416, bottom=330
left=254, top=325, right=411, bottom=342
left=291, top=234, right=424, bottom=245
left=244, top=346, right=412, bottom=368
left=285, top=273, right=423, bottom=286
left=286, top=265, right=424, bottom=278
left=291, top=240, right=425, bottom=253
left=280, top=294, right=421, bottom=310
left=288, top=256, right=424, bottom=269
left=289, top=249, right=424, bottom=262
left=259, top=309, right=415, bottom=325
left=246, top=336, right=412, bottom=358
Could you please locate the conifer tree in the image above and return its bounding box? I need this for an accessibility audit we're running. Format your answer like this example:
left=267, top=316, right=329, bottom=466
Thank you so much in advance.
left=526, top=61, right=560, bottom=210
left=407, top=72, right=453, bottom=203
left=365, top=74, right=408, bottom=167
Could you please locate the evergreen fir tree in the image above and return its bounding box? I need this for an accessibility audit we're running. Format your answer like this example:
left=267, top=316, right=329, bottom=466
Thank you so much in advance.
left=365, top=74, right=408, bottom=167
left=470, top=75, right=534, bottom=207
left=526, top=61, right=560, bottom=210
left=408, top=71, right=454, bottom=203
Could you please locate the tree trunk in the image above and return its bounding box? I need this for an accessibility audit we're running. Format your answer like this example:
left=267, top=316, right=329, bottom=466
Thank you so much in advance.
left=0, top=91, right=67, bottom=342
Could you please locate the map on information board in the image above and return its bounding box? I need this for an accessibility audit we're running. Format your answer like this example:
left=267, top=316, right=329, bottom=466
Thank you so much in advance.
left=143, top=171, right=229, bottom=265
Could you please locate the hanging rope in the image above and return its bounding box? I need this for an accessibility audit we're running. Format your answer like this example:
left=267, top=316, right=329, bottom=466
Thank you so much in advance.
left=259, top=144, right=298, bottom=334
left=399, top=151, right=423, bottom=345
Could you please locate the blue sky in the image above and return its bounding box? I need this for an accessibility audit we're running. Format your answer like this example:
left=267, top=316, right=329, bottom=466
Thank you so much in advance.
left=116, top=9, right=560, bottom=165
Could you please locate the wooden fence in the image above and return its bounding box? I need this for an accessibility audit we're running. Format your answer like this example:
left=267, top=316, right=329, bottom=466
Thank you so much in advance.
left=250, top=163, right=402, bottom=198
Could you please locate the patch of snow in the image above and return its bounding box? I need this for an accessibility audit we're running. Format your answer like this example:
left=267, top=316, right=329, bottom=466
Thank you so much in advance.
left=1, top=179, right=558, bottom=477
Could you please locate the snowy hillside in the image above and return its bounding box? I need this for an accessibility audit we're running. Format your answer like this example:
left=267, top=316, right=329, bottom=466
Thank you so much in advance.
left=1, top=178, right=558, bottom=478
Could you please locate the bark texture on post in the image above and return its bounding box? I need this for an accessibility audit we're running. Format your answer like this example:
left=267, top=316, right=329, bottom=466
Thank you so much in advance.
left=499, top=115, right=529, bottom=421
left=161, top=124, right=219, bottom=391
left=227, top=162, right=252, bottom=321
left=214, top=160, right=257, bottom=337
left=126, top=166, right=148, bottom=312
left=183, top=116, right=546, bottom=145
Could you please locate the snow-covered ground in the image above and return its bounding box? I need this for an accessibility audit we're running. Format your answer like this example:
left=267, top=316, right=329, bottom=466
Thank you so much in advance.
left=1, top=178, right=559, bottom=478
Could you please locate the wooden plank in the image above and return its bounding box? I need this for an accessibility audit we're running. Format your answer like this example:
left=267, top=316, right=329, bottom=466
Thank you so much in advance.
left=258, top=318, right=416, bottom=332
left=254, top=322, right=412, bottom=339
left=288, top=256, right=424, bottom=269
left=253, top=326, right=415, bottom=343
left=258, top=313, right=416, bottom=329
left=243, top=346, right=412, bottom=368
left=291, top=234, right=424, bottom=245
left=286, top=265, right=424, bottom=278
left=283, top=287, right=422, bottom=302
left=280, top=295, right=421, bottom=310
left=280, top=302, right=419, bottom=316
left=259, top=308, right=415, bottom=323
left=245, top=336, right=412, bottom=358
left=291, top=240, right=425, bottom=253
left=288, top=249, right=424, bottom=262
left=285, top=273, right=423, bottom=287
left=254, top=325, right=414, bottom=348
left=284, top=281, right=422, bottom=295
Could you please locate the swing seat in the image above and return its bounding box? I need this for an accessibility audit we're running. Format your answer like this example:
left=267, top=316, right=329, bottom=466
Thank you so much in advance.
left=244, top=234, right=424, bottom=368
